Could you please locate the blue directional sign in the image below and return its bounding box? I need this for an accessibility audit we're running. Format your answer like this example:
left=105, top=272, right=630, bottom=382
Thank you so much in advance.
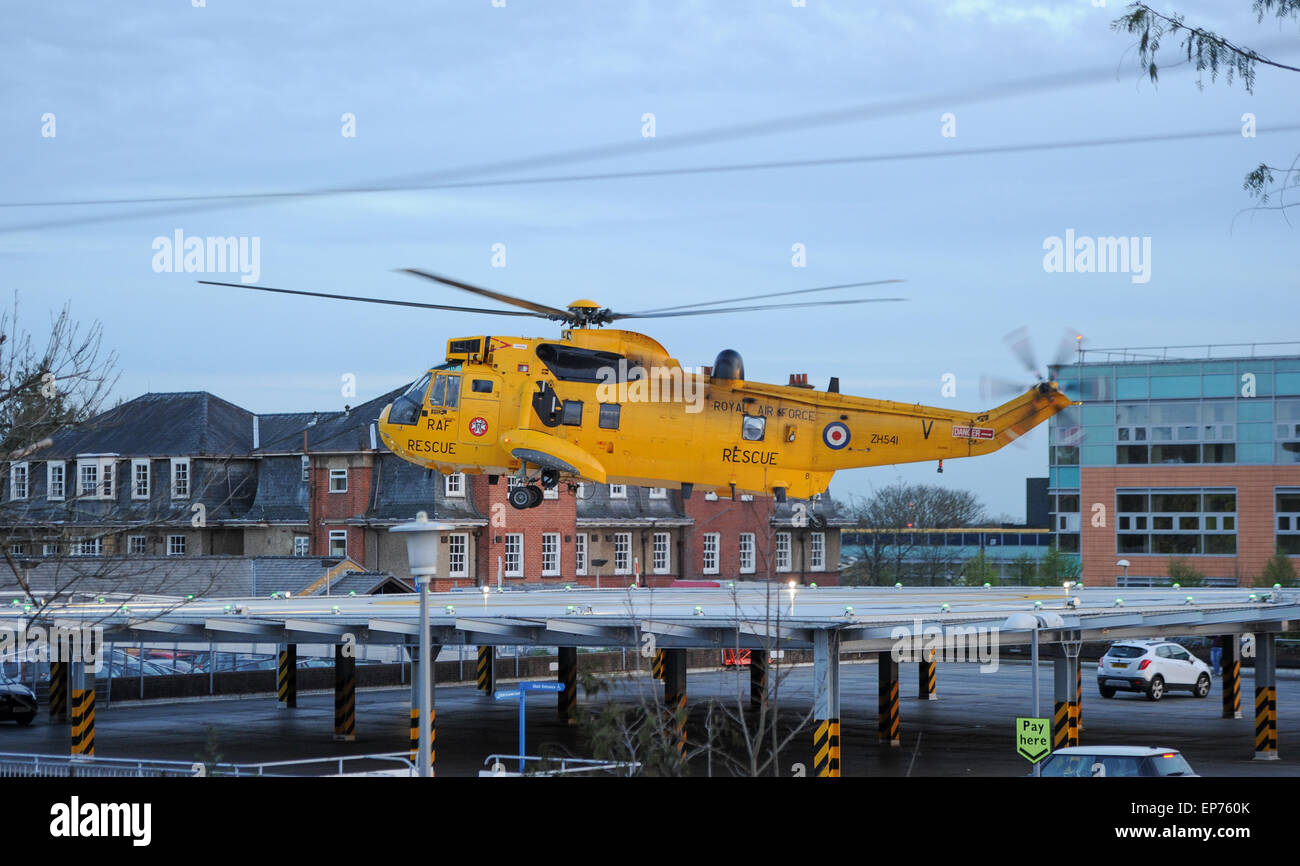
left=492, top=680, right=572, bottom=772
left=521, top=682, right=565, bottom=693
left=493, top=689, right=521, bottom=701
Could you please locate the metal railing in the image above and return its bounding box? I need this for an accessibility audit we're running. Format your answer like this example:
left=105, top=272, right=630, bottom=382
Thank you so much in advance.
left=480, top=754, right=641, bottom=777
left=0, top=750, right=417, bottom=778
left=1072, top=341, right=1300, bottom=363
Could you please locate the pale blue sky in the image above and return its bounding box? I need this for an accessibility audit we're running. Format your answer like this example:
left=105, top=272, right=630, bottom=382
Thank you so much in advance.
left=3, top=1, right=1297, bottom=519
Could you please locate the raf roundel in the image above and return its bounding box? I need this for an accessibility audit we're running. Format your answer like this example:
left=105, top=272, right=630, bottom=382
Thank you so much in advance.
left=469, top=416, right=489, bottom=438
left=822, top=421, right=851, bottom=450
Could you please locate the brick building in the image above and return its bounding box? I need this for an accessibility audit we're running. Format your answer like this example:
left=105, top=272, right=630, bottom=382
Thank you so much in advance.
left=1047, top=345, right=1300, bottom=586
left=4, top=387, right=845, bottom=593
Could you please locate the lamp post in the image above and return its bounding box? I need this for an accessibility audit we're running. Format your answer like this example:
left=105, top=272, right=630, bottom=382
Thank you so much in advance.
left=1002, top=610, right=1065, bottom=777
left=390, top=511, right=455, bottom=778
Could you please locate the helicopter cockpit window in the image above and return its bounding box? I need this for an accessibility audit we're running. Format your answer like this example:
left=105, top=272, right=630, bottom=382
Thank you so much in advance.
left=389, top=373, right=431, bottom=426
left=430, top=375, right=446, bottom=407
left=427, top=374, right=461, bottom=408
left=536, top=344, right=629, bottom=384
left=444, top=375, right=460, bottom=408
left=742, top=415, right=766, bottom=441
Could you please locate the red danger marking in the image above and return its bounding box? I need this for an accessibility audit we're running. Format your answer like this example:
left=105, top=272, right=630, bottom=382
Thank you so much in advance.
left=952, top=425, right=995, bottom=440
left=469, top=417, right=489, bottom=437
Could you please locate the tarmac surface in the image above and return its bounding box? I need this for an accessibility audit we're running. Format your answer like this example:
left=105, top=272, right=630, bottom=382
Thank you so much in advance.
left=3, top=660, right=1295, bottom=777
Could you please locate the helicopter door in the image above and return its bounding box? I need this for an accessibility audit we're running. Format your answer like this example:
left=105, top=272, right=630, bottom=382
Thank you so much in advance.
left=459, top=372, right=502, bottom=449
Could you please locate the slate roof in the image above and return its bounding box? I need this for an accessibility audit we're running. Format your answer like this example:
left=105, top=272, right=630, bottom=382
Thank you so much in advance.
left=255, top=412, right=331, bottom=454
left=234, top=455, right=309, bottom=524
left=0, top=556, right=373, bottom=600
left=576, top=484, right=691, bottom=525
left=301, top=386, right=407, bottom=453
left=770, top=492, right=856, bottom=528
left=355, top=454, right=485, bottom=524
left=37, top=392, right=254, bottom=458
left=320, top=571, right=412, bottom=596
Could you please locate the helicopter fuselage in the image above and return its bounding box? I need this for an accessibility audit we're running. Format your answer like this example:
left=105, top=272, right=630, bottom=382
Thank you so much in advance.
left=376, top=328, right=1073, bottom=500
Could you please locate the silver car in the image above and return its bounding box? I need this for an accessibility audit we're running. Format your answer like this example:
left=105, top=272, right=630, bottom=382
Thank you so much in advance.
left=1097, top=639, right=1212, bottom=701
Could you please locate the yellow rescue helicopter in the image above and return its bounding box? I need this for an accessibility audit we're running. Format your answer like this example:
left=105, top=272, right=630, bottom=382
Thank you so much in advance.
left=203, top=271, right=1073, bottom=519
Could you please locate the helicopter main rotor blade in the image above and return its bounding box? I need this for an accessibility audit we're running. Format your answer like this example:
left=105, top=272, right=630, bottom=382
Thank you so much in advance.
left=631, top=279, right=905, bottom=314
left=612, top=296, right=906, bottom=320
left=199, top=280, right=547, bottom=317
left=1003, top=326, right=1041, bottom=379
left=399, top=268, right=573, bottom=319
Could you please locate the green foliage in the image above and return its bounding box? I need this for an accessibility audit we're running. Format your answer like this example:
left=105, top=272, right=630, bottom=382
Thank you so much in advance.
left=1038, top=543, right=1081, bottom=584
left=962, top=550, right=999, bottom=586
left=1166, top=557, right=1206, bottom=586
left=1008, top=553, right=1039, bottom=585
left=1259, top=553, right=1298, bottom=587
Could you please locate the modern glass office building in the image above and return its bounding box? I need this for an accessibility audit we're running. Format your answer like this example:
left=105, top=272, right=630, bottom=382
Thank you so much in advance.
left=1047, top=344, right=1300, bottom=586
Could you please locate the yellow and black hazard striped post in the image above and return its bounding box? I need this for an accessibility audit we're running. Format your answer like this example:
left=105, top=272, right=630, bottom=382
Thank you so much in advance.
left=1254, top=633, right=1278, bottom=761
left=70, top=671, right=94, bottom=756
left=1222, top=635, right=1242, bottom=719
left=1075, top=659, right=1083, bottom=735
left=662, top=649, right=687, bottom=756
left=333, top=644, right=356, bottom=742
left=1053, top=700, right=1069, bottom=751
left=749, top=651, right=767, bottom=713
left=651, top=648, right=665, bottom=681
left=878, top=654, right=899, bottom=747
left=277, top=644, right=297, bottom=709
left=409, top=707, right=435, bottom=773
left=918, top=648, right=936, bottom=701
left=813, top=630, right=842, bottom=775
left=476, top=646, right=495, bottom=695
left=558, top=646, right=577, bottom=723
left=49, top=660, right=68, bottom=722
left=1053, top=656, right=1080, bottom=748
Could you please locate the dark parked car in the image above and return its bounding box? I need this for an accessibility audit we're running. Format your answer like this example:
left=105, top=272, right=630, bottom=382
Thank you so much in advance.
left=0, top=672, right=37, bottom=726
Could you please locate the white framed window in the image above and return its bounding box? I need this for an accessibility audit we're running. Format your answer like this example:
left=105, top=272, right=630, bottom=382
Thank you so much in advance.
left=541, top=532, right=560, bottom=576
left=128, top=535, right=147, bottom=555
left=614, top=532, right=631, bottom=574
left=739, top=532, right=756, bottom=574
left=301, top=455, right=310, bottom=482
left=653, top=532, right=670, bottom=574
left=609, top=484, right=626, bottom=499
left=705, top=490, right=718, bottom=501
left=328, top=530, right=347, bottom=558
left=702, top=532, right=720, bottom=575
left=10, top=462, right=28, bottom=500
left=776, top=532, right=792, bottom=572
left=448, top=533, right=468, bottom=577
left=132, top=459, right=150, bottom=499
left=167, top=535, right=187, bottom=556
left=170, top=458, right=190, bottom=498
left=293, top=536, right=310, bottom=556
left=575, top=533, right=587, bottom=576
left=100, top=461, right=115, bottom=499
left=544, top=485, right=558, bottom=500
left=445, top=472, right=465, bottom=497
left=810, top=532, right=826, bottom=572
left=649, top=487, right=667, bottom=500
left=740, top=494, right=754, bottom=502
left=504, top=533, right=523, bottom=577
left=78, top=461, right=98, bottom=497
left=47, top=461, right=65, bottom=500
left=9, top=543, right=25, bottom=556
left=329, top=468, right=347, bottom=493
left=507, top=475, right=522, bottom=490
left=71, top=537, right=103, bottom=556
left=42, top=542, right=62, bottom=556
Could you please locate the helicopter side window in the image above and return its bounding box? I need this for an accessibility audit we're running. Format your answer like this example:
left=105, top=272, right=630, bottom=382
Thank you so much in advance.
left=389, top=373, right=432, bottom=426
left=444, top=375, right=460, bottom=408
left=599, top=404, right=621, bottom=430
left=537, top=344, right=629, bottom=384
left=562, top=400, right=584, bottom=426
left=430, top=375, right=446, bottom=407
left=742, top=415, right=766, bottom=441
left=472, top=379, right=494, bottom=394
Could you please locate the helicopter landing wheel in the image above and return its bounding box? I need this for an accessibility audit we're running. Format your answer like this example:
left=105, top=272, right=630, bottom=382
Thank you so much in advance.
left=508, top=486, right=534, bottom=510
left=525, top=485, right=545, bottom=508
left=540, top=469, right=560, bottom=489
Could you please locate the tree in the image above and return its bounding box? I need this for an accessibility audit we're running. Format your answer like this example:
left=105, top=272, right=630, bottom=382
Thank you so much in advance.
left=1259, top=552, right=1298, bottom=587
left=847, top=482, right=985, bottom=586
left=1111, top=2, right=1300, bottom=212
left=1167, top=556, right=1206, bottom=586
left=1008, top=553, right=1039, bottom=584
left=962, top=549, right=999, bottom=586
left=1038, top=543, right=1081, bottom=584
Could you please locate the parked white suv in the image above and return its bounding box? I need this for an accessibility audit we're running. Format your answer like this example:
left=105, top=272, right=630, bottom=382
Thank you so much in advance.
left=1096, top=640, right=1212, bottom=701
